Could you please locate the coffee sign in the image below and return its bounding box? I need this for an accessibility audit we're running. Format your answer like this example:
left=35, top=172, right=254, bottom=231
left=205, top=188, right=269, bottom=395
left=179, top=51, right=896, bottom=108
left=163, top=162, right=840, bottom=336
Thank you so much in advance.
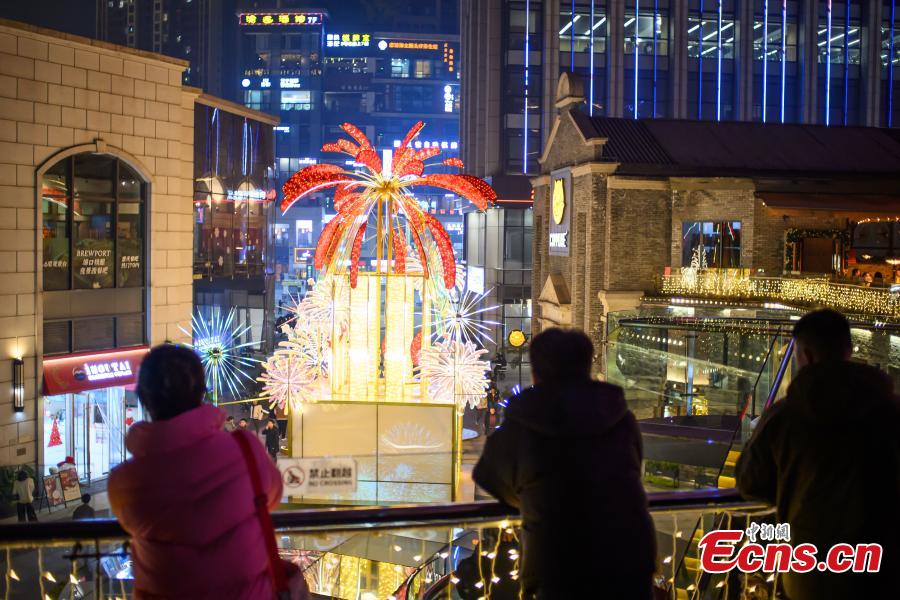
left=548, top=169, right=571, bottom=256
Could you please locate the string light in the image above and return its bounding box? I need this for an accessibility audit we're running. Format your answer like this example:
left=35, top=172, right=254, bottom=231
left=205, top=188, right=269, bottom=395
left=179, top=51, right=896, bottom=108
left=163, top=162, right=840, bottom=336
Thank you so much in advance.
left=660, top=270, right=900, bottom=318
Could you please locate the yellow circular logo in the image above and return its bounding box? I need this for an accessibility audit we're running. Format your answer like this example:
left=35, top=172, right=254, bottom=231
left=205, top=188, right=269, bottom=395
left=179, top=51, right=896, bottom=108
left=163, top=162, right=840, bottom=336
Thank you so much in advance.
left=552, top=178, right=565, bottom=225
left=508, top=329, right=526, bottom=348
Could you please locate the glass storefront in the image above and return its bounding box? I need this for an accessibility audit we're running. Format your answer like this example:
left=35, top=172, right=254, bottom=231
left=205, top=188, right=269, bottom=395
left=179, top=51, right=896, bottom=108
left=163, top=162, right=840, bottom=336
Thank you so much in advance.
left=42, top=386, right=144, bottom=481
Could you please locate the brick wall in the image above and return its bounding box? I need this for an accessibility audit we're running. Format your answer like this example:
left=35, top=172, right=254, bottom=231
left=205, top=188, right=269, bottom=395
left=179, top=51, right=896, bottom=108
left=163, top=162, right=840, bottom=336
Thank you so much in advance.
left=0, top=21, right=194, bottom=468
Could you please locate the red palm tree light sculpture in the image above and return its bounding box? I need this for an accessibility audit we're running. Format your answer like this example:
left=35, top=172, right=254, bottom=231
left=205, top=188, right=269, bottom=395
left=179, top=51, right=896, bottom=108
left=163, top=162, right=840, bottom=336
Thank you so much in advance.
left=281, top=122, right=496, bottom=288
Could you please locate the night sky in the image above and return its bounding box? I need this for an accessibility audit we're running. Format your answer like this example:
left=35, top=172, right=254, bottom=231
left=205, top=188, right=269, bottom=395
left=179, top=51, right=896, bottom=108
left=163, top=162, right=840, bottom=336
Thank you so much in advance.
left=0, top=0, right=97, bottom=38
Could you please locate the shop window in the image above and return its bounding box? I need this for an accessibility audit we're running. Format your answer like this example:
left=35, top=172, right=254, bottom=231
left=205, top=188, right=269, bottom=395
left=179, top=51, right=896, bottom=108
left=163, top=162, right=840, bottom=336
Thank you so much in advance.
left=41, top=154, right=146, bottom=291
left=42, top=160, right=70, bottom=291
left=682, top=221, right=741, bottom=267
left=391, top=58, right=410, bottom=78
left=280, top=90, right=312, bottom=111
left=853, top=221, right=899, bottom=262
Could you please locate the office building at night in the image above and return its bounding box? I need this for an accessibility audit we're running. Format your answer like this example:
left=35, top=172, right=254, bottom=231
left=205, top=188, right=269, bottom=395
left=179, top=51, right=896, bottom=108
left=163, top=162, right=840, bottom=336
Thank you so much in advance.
left=463, top=0, right=900, bottom=178
left=234, top=9, right=463, bottom=307
left=96, top=0, right=228, bottom=95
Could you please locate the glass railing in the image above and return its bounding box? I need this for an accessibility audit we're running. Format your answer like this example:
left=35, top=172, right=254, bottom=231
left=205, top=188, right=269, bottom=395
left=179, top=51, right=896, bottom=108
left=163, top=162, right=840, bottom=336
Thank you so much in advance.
left=606, top=310, right=793, bottom=491
left=0, top=489, right=766, bottom=599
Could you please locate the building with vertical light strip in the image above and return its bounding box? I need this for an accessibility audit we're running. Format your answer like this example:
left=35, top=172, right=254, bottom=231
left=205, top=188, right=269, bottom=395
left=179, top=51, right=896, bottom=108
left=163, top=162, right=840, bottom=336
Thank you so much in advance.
left=462, top=0, right=900, bottom=178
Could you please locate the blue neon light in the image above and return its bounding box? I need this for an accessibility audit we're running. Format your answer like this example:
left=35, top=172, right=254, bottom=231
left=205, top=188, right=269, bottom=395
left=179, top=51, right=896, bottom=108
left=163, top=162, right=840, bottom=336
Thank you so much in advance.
left=634, top=0, right=640, bottom=119
left=843, top=1, right=849, bottom=126
left=589, top=0, right=595, bottom=115
left=891, top=0, right=897, bottom=127
left=698, top=3, right=704, bottom=119
left=523, top=0, right=530, bottom=175
left=653, top=0, right=659, bottom=117
left=716, top=0, right=723, bottom=121
left=571, top=0, right=576, bottom=71
left=825, top=0, right=832, bottom=126
left=762, top=0, right=768, bottom=122
left=781, top=0, right=787, bottom=123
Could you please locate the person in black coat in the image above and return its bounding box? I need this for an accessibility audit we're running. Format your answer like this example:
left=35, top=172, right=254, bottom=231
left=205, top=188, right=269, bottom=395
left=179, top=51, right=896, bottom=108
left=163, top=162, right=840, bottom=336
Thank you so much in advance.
left=264, top=419, right=281, bottom=462
left=736, top=309, right=900, bottom=600
left=473, top=328, right=656, bottom=599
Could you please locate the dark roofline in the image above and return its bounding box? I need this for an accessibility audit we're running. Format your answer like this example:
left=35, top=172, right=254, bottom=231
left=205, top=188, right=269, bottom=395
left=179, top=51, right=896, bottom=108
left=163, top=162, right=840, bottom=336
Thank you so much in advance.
left=567, top=110, right=900, bottom=179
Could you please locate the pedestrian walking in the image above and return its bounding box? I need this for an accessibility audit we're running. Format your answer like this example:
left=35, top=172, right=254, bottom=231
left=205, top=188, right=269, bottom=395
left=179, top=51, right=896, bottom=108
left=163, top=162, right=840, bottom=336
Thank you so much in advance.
left=108, top=344, right=309, bottom=599
left=473, top=328, right=655, bottom=599
left=264, top=420, right=281, bottom=463
left=13, top=470, right=37, bottom=523
left=736, top=309, right=900, bottom=600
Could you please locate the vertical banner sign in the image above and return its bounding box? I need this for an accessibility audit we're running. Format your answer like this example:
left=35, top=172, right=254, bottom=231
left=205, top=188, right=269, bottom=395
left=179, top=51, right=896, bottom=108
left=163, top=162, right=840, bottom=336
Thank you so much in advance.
left=548, top=169, right=572, bottom=256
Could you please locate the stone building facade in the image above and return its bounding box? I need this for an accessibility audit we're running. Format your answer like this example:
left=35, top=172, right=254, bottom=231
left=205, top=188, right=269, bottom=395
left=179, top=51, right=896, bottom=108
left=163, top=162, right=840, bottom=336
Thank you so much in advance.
left=0, top=19, right=195, bottom=476
left=532, top=74, right=900, bottom=373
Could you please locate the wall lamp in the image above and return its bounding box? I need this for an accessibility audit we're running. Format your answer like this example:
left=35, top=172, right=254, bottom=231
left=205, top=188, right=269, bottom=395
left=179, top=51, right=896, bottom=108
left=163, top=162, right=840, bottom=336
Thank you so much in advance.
left=12, top=358, right=24, bottom=412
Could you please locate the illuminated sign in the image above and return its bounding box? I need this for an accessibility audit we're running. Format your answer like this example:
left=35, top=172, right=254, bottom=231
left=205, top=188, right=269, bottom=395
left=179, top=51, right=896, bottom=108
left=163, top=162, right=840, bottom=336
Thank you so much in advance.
left=378, top=40, right=388, bottom=51
left=280, top=77, right=301, bottom=88
left=43, top=347, right=148, bottom=395
left=239, top=13, right=323, bottom=26
left=326, top=33, right=371, bottom=48
left=552, top=178, right=566, bottom=225
left=443, top=42, right=456, bottom=73
left=386, top=41, right=440, bottom=51
left=392, top=140, right=458, bottom=150
left=241, top=78, right=251, bottom=88
left=274, top=126, right=291, bottom=133
left=549, top=170, right=571, bottom=256
left=260, top=77, right=272, bottom=88
left=467, top=265, right=485, bottom=294
left=81, top=359, right=133, bottom=383
left=443, top=84, right=455, bottom=113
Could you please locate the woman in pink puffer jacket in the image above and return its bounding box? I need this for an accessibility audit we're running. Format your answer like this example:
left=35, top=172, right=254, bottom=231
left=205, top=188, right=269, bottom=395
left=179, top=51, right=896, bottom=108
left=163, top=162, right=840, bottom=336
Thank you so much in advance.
left=108, top=345, right=302, bottom=599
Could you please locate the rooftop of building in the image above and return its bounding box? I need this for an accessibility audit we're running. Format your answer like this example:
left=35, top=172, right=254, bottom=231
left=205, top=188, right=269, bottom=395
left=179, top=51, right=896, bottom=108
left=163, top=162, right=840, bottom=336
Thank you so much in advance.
left=568, top=110, right=900, bottom=178
left=0, top=18, right=190, bottom=68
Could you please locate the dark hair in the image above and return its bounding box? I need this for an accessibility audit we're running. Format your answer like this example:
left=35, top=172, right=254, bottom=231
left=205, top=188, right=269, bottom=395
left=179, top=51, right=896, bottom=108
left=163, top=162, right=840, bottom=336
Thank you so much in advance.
left=226, top=415, right=235, bottom=422
left=16, top=470, right=27, bottom=482
left=81, top=493, right=91, bottom=504
left=792, top=309, right=852, bottom=362
left=239, top=418, right=248, bottom=424
left=529, top=327, right=594, bottom=383
left=137, top=344, right=207, bottom=421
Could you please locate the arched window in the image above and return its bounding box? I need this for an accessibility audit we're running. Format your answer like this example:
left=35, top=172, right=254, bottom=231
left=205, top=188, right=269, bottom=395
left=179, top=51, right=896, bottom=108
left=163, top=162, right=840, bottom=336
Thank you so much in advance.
left=41, top=153, right=147, bottom=354
left=41, top=154, right=146, bottom=291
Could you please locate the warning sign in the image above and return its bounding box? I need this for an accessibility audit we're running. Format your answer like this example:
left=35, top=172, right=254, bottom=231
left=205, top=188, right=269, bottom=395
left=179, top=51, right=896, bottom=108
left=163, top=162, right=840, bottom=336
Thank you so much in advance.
left=277, top=457, right=357, bottom=495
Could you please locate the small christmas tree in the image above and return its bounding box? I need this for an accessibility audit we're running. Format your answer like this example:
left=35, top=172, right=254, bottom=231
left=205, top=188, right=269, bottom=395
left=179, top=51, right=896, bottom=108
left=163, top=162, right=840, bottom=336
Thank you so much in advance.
left=47, top=417, right=62, bottom=447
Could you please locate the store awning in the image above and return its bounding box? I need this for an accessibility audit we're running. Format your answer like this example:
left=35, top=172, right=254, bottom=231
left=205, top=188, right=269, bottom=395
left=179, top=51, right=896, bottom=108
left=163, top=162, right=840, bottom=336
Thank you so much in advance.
left=43, top=347, right=149, bottom=396
left=757, top=192, right=900, bottom=214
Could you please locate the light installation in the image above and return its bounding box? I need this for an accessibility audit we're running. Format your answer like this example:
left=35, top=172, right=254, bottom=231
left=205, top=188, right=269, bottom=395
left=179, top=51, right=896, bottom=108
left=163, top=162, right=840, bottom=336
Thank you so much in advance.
left=263, top=120, right=497, bottom=411
left=180, top=307, right=257, bottom=405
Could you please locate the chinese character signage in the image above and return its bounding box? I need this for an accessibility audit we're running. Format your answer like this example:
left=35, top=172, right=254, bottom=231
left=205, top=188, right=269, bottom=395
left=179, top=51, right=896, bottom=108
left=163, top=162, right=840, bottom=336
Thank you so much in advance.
left=278, top=457, right=357, bottom=496
left=326, top=33, right=371, bottom=48
left=239, top=12, right=323, bottom=26
left=387, top=41, right=440, bottom=51
left=74, top=244, right=113, bottom=289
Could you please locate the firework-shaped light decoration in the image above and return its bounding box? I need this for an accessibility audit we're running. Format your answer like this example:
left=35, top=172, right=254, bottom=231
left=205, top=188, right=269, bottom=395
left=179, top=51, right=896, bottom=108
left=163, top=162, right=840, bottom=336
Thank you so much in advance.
left=430, top=288, right=501, bottom=345
left=419, top=337, right=490, bottom=413
left=179, top=307, right=257, bottom=405
left=258, top=349, right=316, bottom=413
left=280, top=121, right=497, bottom=289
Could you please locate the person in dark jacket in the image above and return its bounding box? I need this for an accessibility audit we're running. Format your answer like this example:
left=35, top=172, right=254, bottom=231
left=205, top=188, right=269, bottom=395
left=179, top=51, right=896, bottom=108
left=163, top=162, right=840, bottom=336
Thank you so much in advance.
left=736, top=309, right=900, bottom=600
left=264, top=419, right=281, bottom=462
left=472, top=328, right=656, bottom=599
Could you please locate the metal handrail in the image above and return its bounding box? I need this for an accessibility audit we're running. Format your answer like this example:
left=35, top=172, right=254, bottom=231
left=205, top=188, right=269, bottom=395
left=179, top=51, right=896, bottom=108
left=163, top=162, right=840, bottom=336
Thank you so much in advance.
left=0, top=488, right=755, bottom=547
left=764, top=337, right=795, bottom=413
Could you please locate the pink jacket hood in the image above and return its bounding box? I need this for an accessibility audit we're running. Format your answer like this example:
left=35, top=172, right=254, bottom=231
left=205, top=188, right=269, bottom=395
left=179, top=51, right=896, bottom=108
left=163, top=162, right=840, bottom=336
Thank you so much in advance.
left=109, top=405, right=283, bottom=599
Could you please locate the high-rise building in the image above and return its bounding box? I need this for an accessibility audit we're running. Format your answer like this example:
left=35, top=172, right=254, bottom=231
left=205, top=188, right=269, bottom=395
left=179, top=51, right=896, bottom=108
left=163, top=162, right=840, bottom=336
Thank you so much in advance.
left=96, top=0, right=227, bottom=95
left=233, top=7, right=463, bottom=309
left=459, top=0, right=900, bottom=395
left=463, top=0, right=900, bottom=178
